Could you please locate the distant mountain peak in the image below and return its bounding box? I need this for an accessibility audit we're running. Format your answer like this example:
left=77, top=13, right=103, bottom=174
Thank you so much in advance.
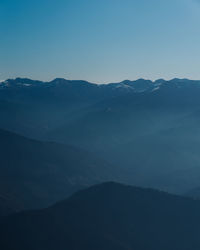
left=170, top=78, right=190, bottom=82
left=1, top=77, right=200, bottom=94
left=50, top=78, right=68, bottom=83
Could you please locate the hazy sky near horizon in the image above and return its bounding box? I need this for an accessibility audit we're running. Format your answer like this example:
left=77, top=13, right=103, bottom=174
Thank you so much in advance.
left=1, top=0, right=200, bottom=83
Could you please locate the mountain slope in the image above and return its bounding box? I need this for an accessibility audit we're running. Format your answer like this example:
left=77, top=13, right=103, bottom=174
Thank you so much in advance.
left=185, top=187, right=200, bottom=199
left=1, top=182, right=200, bottom=250
left=0, top=129, right=116, bottom=214
left=0, top=194, right=19, bottom=216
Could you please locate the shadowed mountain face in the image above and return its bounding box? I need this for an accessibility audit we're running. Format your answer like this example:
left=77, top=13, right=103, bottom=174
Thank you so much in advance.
left=1, top=78, right=200, bottom=194
left=0, top=195, right=19, bottom=216
left=185, top=187, right=200, bottom=199
left=1, top=182, right=200, bottom=250
left=0, top=129, right=117, bottom=215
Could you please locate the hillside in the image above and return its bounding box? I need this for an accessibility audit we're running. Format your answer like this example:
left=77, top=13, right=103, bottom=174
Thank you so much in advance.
left=0, top=129, right=116, bottom=214
left=1, top=182, right=200, bottom=250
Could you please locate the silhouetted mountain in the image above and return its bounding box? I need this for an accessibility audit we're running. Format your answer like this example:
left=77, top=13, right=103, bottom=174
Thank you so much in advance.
left=0, top=129, right=116, bottom=214
left=1, top=182, right=200, bottom=250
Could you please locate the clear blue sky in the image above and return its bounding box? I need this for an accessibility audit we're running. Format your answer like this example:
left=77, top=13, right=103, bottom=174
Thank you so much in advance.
left=1, top=0, right=200, bottom=83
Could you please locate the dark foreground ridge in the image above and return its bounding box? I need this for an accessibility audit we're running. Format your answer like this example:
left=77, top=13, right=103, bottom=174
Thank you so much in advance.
left=0, top=129, right=116, bottom=214
left=1, top=182, right=200, bottom=250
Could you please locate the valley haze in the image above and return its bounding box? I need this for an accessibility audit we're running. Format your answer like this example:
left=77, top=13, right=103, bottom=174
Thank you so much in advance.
left=1, top=76, right=200, bottom=250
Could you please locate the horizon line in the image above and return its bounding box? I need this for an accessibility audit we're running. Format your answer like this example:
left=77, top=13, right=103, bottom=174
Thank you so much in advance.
left=2, top=76, right=200, bottom=85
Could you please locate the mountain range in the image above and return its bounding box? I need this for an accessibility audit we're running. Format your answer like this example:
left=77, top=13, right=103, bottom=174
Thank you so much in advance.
left=1, top=182, right=200, bottom=250
left=1, top=77, right=200, bottom=195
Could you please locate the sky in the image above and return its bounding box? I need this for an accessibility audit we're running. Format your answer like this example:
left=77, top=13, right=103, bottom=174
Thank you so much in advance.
left=1, top=0, right=200, bottom=83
